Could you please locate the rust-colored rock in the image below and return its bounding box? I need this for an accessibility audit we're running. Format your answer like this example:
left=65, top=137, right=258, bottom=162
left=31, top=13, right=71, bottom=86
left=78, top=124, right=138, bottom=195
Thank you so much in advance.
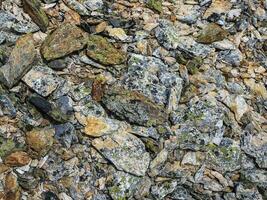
left=0, top=34, right=36, bottom=88
left=41, top=23, right=88, bottom=61
left=26, top=127, right=54, bottom=156
left=4, top=151, right=31, bottom=167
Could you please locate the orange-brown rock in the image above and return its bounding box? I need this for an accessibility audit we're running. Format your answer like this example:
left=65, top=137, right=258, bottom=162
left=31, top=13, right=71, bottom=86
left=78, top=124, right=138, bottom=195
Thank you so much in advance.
left=4, top=152, right=31, bottom=167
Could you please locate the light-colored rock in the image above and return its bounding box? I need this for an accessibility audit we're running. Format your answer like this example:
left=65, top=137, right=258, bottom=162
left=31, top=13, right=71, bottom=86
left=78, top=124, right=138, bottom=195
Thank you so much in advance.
left=92, top=131, right=150, bottom=176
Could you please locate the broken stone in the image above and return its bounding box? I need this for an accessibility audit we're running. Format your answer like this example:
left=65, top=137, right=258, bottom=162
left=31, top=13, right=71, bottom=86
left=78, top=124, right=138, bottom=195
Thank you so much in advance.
left=92, top=131, right=150, bottom=176
left=102, top=86, right=168, bottom=127
left=86, top=35, right=127, bottom=65
left=196, top=23, right=228, bottom=44
left=26, top=127, right=54, bottom=156
left=23, top=65, right=63, bottom=97
left=41, top=23, right=87, bottom=61
left=108, top=171, right=142, bottom=200
left=84, top=116, right=127, bottom=137
left=0, top=34, right=36, bottom=88
left=22, top=0, right=49, bottom=32
left=4, top=151, right=31, bottom=167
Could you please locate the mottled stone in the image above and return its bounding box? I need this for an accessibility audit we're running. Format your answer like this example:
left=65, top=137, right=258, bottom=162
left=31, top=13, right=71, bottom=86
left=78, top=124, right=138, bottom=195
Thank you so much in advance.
left=102, top=86, right=168, bottom=127
left=4, top=151, right=31, bottom=167
left=122, top=54, right=183, bottom=108
left=155, top=20, right=212, bottom=57
left=26, top=127, right=54, bottom=156
left=54, top=123, right=78, bottom=148
left=151, top=180, right=178, bottom=199
left=196, top=23, right=228, bottom=44
left=0, top=138, right=15, bottom=158
left=22, top=65, right=63, bottom=97
left=87, top=35, right=127, bottom=65
left=41, top=23, right=87, bottom=61
left=108, top=171, right=141, bottom=200
left=0, top=34, right=36, bottom=88
left=218, top=49, right=243, bottom=67
left=84, top=0, right=103, bottom=11
left=0, top=95, right=16, bottom=118
left=22, top=0, right=49, bottom=32
left=63, top=0, right=90, bottom=16
left=206, top=139, right=241, bottom=173
left=92, top=131, right=150, bottom=176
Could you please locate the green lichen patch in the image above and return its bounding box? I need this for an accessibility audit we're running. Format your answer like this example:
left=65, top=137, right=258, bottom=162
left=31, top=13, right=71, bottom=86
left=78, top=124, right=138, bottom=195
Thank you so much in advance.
left=87, top=35, right=127, bottom=65
left=147, top=0, right=163, bottom=13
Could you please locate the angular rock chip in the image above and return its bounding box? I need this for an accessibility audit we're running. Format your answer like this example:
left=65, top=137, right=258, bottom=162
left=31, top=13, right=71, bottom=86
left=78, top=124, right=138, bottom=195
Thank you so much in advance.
left=122, top=54, right=183, bottom=107
left=22, top=65, right=63, bottom=97
left=87, top=35, right=127, bottom=65
left=0, top=34, right=36, bottom=88
left=84, top=116, right=128, bottom=137
left=196, top=23, right=228, bottom=44
left=4, top=151, right=31, bottom=167
left=102, top=86, right=168, bottom=127
left=108, top=171, right=142, bottom=200
left=22, top=0, right=49, bottom=32
left=155, top=20, right=212, bottom=57
left=206, top=139, right=241, bottom=173
left=92, top=131, right=150, bottom=176
left=147, top=0, right=163, bottom=13
left=41, top=23, right=87, bottom=61
left=26, top=127, right=54, bottom=156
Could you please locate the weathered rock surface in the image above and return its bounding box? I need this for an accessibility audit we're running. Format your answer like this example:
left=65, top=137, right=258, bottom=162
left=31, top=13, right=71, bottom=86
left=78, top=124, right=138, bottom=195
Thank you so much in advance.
left=102, top=86, right=169, bottom=127
left=92, top=131, right=150, bottom=176
left=196, top=23, right=228, bottom=44
left=4, top=151, right=31, bottom=167
left=22, top=0, right=49, bottom=32
left=87, top=35, right=127, bottom=65
left=0, top=34, right=36, bottom=88
left=41, top=23, right=87, bottom=61
left=22, top=65, right=63, bottom=97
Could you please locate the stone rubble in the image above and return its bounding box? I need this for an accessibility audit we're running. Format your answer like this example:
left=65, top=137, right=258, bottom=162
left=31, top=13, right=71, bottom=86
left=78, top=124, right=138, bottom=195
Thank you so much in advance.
left=0, top=0, right=266, bottom=199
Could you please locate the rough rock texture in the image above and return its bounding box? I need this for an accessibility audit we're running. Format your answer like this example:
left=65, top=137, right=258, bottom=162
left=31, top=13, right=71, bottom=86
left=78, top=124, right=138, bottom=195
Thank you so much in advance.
left=41, top=23, right=87, bottom=61
left=87, top=35, right=127, bottom=65
left=92, top=131, right=150, bottom=176
left=0, top=0, right=266, bottom=199
left=102, top=86, right=168, bottom=127
left=22, top=0, right=49, bottom=32
left=0, top=34, right=36, bottom=88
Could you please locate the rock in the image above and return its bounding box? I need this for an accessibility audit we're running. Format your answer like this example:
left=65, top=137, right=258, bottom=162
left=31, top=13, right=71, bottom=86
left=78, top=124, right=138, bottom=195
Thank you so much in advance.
left=84, top=116, right=127, bottom=137
left=241, top=131, right=267, bottom=169
left=28, top=94, right=71, bottom=123
left=151, top=180, right=178, bottom=199
left=92, top=131, right=150, bottom=176
left=0, top=137, right=16, bottom=158
left=22, top=0, right=49, bottom=32
left=146, top=0, right=163, bottom=13
left=47, top=58, right=70, bottom=70
left=86, top=35, right=127, bottom=65
left=42, top=191, right=59, bottom=200
left=204, top=0, right=232, bottom=19
left=169, top=186, right=194, bottom=200
left=22, top=65, right=63, bottom=97
left=41, top=23, right=87, bottom=61
left=217, top=49, right=243, bottom=67
left=213, top=39, right=236, bottom=50
left=106, top=27, right=128, bottom=41
left=121, top=54, right=183, bottom=108
left=63, top=0, right=90, bottom=16
left=54, top=123, right=78, bottom=148
left=4, top=151, right=31, bottom=167
left=26, top=127, right=54, bottom=156
left=0, top=34, right=36, bottom=88
left=108, top=171, right=142, bottom=200
left=206, top=139, right=241, bottom=173
left=155, top=20, right=212, bottom=57
left=84, top=0, right=103, bottom=11
left=0, top=95, right=16, bottom=118
left=196, top=23, right=228, bottom=44
left=102, top=86, right=168, bottom=127
left=17, top=172, right=38, bottom=190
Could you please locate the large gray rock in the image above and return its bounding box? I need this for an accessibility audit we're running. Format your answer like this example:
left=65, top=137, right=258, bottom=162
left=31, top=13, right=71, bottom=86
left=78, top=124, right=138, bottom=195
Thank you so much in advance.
left=92, top=131, right=150, bottom=176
